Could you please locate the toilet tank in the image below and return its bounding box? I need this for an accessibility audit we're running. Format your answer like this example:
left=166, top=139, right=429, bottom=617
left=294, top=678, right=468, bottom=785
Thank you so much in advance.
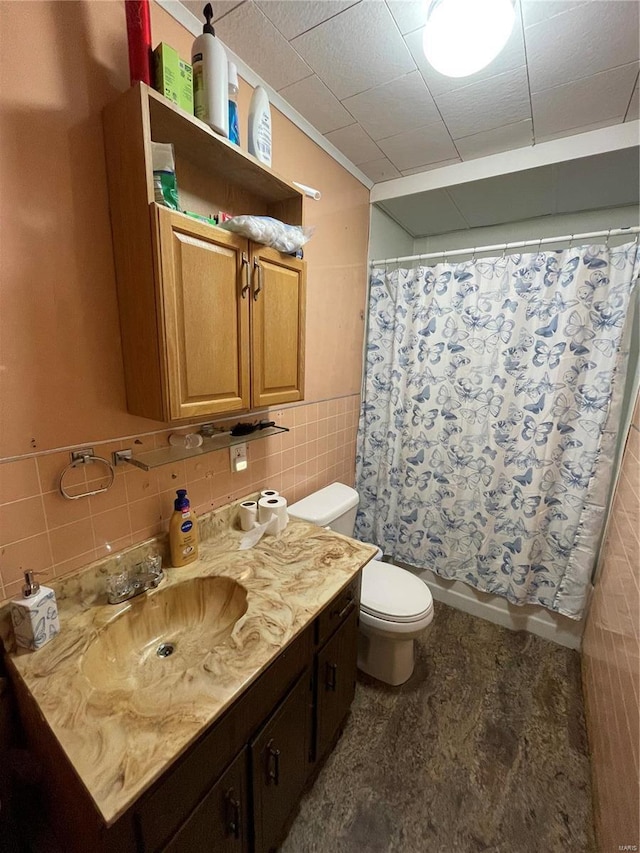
left=288, top=483, right=359, bottom=535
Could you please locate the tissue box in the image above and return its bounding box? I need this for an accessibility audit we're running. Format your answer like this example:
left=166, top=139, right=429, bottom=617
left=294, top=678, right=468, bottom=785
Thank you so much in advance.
left=154, top=42, right=193, bottom=115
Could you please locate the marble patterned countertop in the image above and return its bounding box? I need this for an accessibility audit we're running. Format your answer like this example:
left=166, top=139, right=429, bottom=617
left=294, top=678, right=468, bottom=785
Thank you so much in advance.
left=4, top=498, right=376, bottom=826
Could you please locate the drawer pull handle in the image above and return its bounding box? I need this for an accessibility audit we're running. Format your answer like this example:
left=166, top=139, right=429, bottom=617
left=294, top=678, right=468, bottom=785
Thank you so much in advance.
left=225, top=789, right=241, bottom=839
left=326, top=662, right=337, bottom=692
left=253, top=257, right=263, bottom=301
left=266, top=740, right=280, bottom=784
left=331, top=597, right=354, bottom=621
left=241, top=253, right=250, bottom=298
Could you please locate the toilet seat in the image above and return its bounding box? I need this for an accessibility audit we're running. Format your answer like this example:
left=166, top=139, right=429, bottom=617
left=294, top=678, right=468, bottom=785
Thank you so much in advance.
left=360, top=561, right=433, bottom=624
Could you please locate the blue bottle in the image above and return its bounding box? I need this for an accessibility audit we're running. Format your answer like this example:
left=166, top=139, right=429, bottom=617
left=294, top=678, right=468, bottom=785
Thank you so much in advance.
left=228, top=61, right=240, bottom=145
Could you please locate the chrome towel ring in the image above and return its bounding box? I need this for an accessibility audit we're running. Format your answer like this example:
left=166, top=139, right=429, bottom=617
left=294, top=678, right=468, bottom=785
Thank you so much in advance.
left=59, top=449, right=115, bottom=500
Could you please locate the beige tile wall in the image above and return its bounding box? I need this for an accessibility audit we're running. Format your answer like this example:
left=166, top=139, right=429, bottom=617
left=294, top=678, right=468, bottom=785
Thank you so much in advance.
left=582, top=393, right=640, bottom=852
left=0, top=396, right=360, bottom=602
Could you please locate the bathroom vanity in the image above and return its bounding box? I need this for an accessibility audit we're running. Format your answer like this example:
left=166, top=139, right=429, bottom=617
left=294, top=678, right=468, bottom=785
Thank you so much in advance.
left=5, top=504, right=375, bottom=853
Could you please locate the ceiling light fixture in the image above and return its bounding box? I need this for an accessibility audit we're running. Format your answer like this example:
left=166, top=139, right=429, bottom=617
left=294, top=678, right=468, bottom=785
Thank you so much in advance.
left=423, top=0, right=515, bottom=78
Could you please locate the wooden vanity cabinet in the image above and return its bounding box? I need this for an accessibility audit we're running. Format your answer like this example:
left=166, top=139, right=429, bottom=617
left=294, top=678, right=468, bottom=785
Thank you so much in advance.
left=14, top=576, right=360, bottom=853
left=102, top=83, right=306, bottom=423
left=143, top=578, right=359, bottom=853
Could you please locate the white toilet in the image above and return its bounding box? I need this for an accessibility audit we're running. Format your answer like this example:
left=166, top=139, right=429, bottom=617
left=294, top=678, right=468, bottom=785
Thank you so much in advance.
left=289, top=483, right=434, bottom=686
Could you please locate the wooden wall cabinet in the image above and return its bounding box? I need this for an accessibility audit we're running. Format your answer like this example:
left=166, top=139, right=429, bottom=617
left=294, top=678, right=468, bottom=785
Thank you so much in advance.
left=103, top=84, right=306, bottom=422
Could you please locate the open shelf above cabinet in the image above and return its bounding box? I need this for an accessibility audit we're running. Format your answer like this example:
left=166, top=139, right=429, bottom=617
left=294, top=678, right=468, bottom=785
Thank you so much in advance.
left=146, top=86, right=302, bottom=208
left=118, top=425, right=289, bottom=471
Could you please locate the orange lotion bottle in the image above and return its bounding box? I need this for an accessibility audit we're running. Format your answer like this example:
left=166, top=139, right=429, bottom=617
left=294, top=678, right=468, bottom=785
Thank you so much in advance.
left=169, top=489, right=199, bottom=567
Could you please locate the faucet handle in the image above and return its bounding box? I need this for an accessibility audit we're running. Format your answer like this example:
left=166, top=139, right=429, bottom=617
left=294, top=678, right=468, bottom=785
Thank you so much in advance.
left=106, top=568, right=132, bottom=602
left=133, top=554, right=163, bottom=578
left=147, top=554, right=163, bottom=576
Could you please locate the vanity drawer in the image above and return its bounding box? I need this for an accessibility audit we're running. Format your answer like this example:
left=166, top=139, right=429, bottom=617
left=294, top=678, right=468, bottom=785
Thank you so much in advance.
left=315, top=575, right=361, bottom=648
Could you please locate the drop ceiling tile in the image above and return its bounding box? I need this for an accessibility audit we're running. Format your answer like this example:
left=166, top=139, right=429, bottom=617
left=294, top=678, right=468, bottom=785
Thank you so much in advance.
left=555, top=149, right=640, bottom=213
left=386, top=0, right=427, bottom=35
left=255, top=0, right=358, bottom=40
left=520, top=0, right=587, bottom=28
left=535, top=116, right=627, bottom=144
left=379, top=189, right=469, bottom=237
left=404, top=15, right=526, bottom=97
left=455, top=119, right=533, bottom=161
left=279, top=74, right=354, bottom=133
left=181, top=0, right=245, bottom=22
left=376, top=121, right=459, bottom=171
left=434, top=67, right=530, bottom=138
left=341, top=71, right=440, bottom=141
left=358, top=157, right=402, bottom=183
left=532, top=63, right=639, bottom=138
left=291, top=2, right=415, bottom=100
left=214, top=2, right=312, bottom=91
left=401, top=158, right=461, bottom=176
left=325, top=123, right=384, bottom=165
left=626, top=81, right=639, bottom=122
left=525, top=1, right=640, bottom=93
left=449, top=167, right=555, bottom=227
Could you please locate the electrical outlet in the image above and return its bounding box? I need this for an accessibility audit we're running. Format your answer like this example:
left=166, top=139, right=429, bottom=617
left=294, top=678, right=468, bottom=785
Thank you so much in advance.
left=230, top=442, right=248, bottom=472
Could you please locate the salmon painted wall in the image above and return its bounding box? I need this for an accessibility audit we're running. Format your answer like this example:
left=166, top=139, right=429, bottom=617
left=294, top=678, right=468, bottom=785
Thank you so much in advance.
left=0, top=1, right=370, bottom=600
left=582, top=394, right=640, bottom=852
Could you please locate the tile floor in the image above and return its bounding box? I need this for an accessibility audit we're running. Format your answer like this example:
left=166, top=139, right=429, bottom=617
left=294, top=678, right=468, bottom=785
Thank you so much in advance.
left=281, top=604, right=596, bottom=853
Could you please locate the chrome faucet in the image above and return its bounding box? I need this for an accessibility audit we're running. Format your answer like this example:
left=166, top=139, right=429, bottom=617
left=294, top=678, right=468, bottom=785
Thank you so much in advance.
left=106, top=556, right=164, bottom=604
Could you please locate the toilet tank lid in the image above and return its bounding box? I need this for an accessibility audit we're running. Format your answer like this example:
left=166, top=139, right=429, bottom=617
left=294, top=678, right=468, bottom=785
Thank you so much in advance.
left=288, top=482, right=359, bottom=527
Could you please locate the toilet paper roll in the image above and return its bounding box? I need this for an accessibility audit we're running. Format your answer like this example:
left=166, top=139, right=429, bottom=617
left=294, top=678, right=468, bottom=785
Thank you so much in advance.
left=239, top=501, right=258, bottom=531
left=260, top=489, right=279, bottom=499
left=258, top=495, right=288, bottom=533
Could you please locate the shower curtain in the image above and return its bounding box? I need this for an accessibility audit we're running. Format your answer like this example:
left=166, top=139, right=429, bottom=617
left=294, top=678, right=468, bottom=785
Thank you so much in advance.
left=355, top=241, right=639, bottom=619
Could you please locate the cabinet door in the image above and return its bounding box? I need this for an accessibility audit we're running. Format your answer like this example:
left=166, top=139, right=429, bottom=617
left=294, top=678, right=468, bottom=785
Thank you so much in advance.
left=155, top=208, right=251, bottom=420
left=250, top=245, right=305, bottom=408
left=251, top=669, right=313, bottom=853
left=163, top=749, right=249, bottom=853
left=315, top=605, right=358, bottom=763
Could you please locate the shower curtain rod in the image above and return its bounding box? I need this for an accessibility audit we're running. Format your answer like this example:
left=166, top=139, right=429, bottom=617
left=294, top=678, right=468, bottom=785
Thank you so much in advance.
left=370, top=225, right=640, bottom=267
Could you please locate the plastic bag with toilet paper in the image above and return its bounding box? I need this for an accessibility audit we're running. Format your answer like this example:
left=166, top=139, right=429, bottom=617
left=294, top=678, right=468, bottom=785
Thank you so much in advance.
left=219, top=216, right=314, bottom=253
left=238, top=494, right=288, bottom=549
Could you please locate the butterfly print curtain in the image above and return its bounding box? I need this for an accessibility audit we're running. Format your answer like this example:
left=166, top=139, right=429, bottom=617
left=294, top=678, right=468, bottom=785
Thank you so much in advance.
left=355, top=242, right=639, bottom=619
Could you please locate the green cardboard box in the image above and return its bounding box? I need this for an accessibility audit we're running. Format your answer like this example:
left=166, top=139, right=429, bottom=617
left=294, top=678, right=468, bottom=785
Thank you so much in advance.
left=154, top=42, right=193, bottom=115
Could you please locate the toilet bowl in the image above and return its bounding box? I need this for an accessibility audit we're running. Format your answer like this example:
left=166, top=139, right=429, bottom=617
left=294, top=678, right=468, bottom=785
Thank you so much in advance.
left=288, top=483, right=433, bottom=686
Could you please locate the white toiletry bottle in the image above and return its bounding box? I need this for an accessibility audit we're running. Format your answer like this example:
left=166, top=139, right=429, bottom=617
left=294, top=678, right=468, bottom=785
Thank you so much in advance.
left=10, top=572, right=60, bottom=651
left=191, top=2, right=228, bottom=137
left=248, top=86, right=272, bottom=167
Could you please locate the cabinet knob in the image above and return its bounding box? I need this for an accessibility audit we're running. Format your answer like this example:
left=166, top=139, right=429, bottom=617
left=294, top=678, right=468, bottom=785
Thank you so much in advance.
left=225, top=788, right=241, bottom=839
left=241, top=253, right=250, bottom=298
left=266, top=739, right=280, bottom=784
